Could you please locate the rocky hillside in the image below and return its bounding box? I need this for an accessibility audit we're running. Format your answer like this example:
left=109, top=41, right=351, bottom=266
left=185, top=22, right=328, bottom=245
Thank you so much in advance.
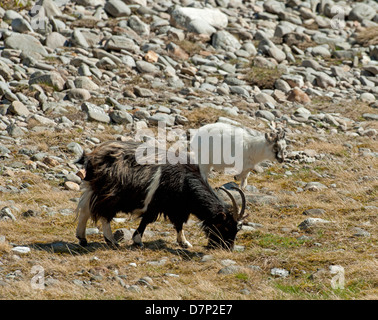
left=0, top=0, right=377, bottom=299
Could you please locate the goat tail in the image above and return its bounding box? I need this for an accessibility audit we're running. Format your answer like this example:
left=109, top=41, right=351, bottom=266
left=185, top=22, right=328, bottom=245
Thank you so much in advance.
left=73, top=182, right=94, bottom=223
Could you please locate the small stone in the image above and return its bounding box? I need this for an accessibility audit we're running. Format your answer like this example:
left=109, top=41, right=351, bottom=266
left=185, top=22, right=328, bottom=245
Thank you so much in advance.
left=113, top=228, right=133, bottom=242
left=360, top=93, right=376, bottom=103
left=218, top=265, right=242, bottom=275
left=0, top=207, right=17, bottom=221
left=134, top=86, right=154, bottom=98
left=287, top=88, right=311, bottom=104
left=67, top=142, right=83, bottom=156
left=304, top=182, right=328, bottom=191
left=64, top=181, right=80, bottom=191
left=29, top=72, right=65, bottom=91
left=298, top=218, right=331, bottom=231
left=200, top=255, right=214, bottom=262
left=270, top=268, right=289, bottom=278
left=81, top=102, right=111, bottom=123
left=353, top=227, right=370, bottom=237
left=136, top=60, right=159, bottom=74
left=8, top=101, right=30, bottom=117
left=11, top=246, right=30, bottom=255
left=104, top=0, right=131, bottom=17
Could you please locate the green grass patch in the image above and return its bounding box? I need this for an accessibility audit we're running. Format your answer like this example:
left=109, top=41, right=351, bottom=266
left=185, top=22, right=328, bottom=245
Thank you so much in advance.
left=241, top=231, right=310, bottom=249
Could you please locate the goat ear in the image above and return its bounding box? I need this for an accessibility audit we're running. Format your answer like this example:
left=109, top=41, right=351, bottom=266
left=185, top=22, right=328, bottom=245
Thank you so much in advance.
left=265, top=132, right=276, bottom=143
left=277, top=128, right=286, bottom=140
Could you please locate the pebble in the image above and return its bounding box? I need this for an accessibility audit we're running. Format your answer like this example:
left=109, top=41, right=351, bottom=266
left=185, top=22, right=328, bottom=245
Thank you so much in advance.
left=11, top=246, right=30, bottom=255
left=270, top=268, right=289, bottom=278
left=298, top=218, right=332, bottom=231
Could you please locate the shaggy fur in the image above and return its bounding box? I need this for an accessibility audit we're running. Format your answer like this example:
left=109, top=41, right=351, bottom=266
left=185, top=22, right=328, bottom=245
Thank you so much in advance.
left=75, top=141, right=246, bottom=249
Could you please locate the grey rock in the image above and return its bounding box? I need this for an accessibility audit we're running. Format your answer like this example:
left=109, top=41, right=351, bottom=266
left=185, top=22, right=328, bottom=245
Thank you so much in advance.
left=258, top=39, right=286, bottom=62
left=218, top=265, right=242, bottom=275
left=128, top=15, right=149, bottom=36
left=35, top=0, right=62, bottom=18
left=331, top=66, right=352, bottom=79
left=136, top=60, right=159, bottom=74
left=246, top=194, right=278, bottom=205
left=304, top=181, right=328, bottom=191
left=212, top=30, right=241, bottom=50
left=74, top=77, right=99, bottom=91
left=298, top=218, right=331, bottom=231
left=45, top=32, right=67, bottom=49
left=96, top=57, right=117, bottom=70
left=134, top=86, right=154, bottom=97
left=113, top=228, right=133, bottom=242
left=281, top=74, right=304, bottom=88
left=171, top=7, right=227, bottom=36
left=255, top=110, right=275, bottom=121
left=71, top=29, right=89, bottom=49
left=175, top=115, right=189, bottom=125
left=0, top=207, right=16, bottom=221
left=29, top=72, right=65, bottom=91
left=311, top=45, right=331, bottom=58
left=270, top=268, right=289, bottom=278
left=229, top=86, right=250, bottom=98
left=67, top=88, right=91, bottom=101
left=360, top=94, right=376, bottom=103
left=148, top=113, right=175, bottom=127
left=264, top=0, right=285, bottom=14
left=110, top=110, right=134, bottom=124
left=353, top=227, right=370, bottom=237
left=11, top=246, right=30, bottom=255
left=348, top=4, right=376, bottom=22
left=104, top=0, right=131, bottom=17
left=200, top=254, right=214, bottom=262
left=81, top=102, right=111, bottom=123
left=104, top=36, right=139, bottom=53
left=11, top=18, right=33, bottom=33
left=362, top=113, right=378, bottom=121
left=8, top=101, right=30, bottom=117
left=302, top=59, right=321, bottom=71
left=316, top=72, right=336, bottom=88
left=4, top=33, right=48, bottom=59
left=255, top=92, right=277, bottom=105
left=7, top=124, right=25, bottom=137
left=67, top=142, right=83, bottom=156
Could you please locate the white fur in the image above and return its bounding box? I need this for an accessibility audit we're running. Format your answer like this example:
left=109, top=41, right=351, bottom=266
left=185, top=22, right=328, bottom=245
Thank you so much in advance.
left=192, top=123, right=286, bottom=189
left=75, top=182, right=93, bottom=242
left=177, top=230, right=192, bottom=248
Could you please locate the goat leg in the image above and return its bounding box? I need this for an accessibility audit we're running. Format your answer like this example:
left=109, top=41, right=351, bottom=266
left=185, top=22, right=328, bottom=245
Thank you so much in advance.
left=132, top=217, right=150, bottom=248
left=176, top=228, right=192, bottom=248
left=101, top=217, right=119, bottom=248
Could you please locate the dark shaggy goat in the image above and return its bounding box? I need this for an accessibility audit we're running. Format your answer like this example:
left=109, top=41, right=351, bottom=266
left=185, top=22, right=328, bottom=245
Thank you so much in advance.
left=75, top=141, right=247, bottom=250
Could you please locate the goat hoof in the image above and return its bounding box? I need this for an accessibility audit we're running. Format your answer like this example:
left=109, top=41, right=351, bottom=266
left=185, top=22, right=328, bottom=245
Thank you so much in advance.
left=179, top=241, right=193, bottom=249
left=132, top=242, right=144, bottom=249
left=105, top=238, right=119, bottom=249
left=78, top=238, right=88, bottom=247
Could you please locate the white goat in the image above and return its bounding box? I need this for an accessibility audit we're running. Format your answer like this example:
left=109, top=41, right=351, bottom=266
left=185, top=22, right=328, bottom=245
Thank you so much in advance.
left=191, top=122, right=287, bottom=189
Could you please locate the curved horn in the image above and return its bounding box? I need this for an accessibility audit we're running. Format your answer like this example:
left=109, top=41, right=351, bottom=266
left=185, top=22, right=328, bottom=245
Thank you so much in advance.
left=219, top=187, right=238, bottom=219
left=231, top=187, right=247, bottom=221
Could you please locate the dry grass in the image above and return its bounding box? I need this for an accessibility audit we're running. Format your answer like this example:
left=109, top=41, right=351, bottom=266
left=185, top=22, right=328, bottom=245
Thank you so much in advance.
left=243, top=66, right=283, bottom=90
left=356, top=26, right=378, bottom=46
left=1, top=99, right=377, bottom=300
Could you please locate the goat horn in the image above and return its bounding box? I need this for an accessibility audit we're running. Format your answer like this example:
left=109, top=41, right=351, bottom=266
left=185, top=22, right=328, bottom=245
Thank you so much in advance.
left=231, top=187, right=247, bottom=221
left=219, top=187, right=238, bottom=219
